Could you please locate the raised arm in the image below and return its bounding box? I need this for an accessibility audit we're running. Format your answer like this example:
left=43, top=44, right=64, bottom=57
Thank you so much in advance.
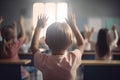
left=111, top=24, right=118, bottom=47
left=84, top=25, right=96, bottom=50
left=66, top=14, right=85, bottom=53
left=30, top=15, right=47, bottom=53
left=18, top=16, right=25, bottom=40
left=12, top=20, right=17, bottom=40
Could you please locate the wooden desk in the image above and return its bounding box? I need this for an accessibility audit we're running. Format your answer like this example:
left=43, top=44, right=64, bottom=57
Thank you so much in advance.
left=18, top=53, right=120, bottom=80
left=0, top=59, right=31, bottom=80
left=82, top=51, right=120, bottom=60
left=81, top=60, right=120, bottom=65
left=84, top=50, right=120, bottom=54
left=81, top=60, right=120, bottom=80
left=0, top=59, right=31, bottom=65
left=19, top=53, right=34, bottom=66
left=18, top=51, right=120, bottom=66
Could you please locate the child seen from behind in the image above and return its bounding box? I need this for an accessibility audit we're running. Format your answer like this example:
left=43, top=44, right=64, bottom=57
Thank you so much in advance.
left=0, top=16, right=30, bottom=80
left=30, top=14, right=86, bottom=80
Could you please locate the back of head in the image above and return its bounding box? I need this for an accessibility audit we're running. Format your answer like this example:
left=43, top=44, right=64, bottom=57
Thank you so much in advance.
left=1, top=25, right=15, bottom=42
left=0, top=25, right=15, bottom=58
left=46, top=22, right=73, bottom=53
left=96, top=28, right=111, bottom=57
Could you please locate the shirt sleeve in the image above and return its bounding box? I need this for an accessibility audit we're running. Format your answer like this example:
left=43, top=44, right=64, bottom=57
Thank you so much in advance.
left=34, top=51, right=48, bottom=69
left=72, top=49, right=82, bottom=58
left=70, top=49, right=82, bottom=66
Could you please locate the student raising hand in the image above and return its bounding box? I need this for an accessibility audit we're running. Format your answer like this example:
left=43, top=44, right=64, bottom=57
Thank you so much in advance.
left=12, top=20, right=17, bottom=40
left=65, top=14, right=77, bottom=30
left=84, top=25, right=95, bottom=42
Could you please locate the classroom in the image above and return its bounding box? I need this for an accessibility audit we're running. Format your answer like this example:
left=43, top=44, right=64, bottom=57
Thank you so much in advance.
left=0, top=0, right=120, bottom=80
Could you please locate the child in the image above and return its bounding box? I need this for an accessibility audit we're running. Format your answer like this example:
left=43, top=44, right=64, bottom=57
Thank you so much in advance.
left=85, top=24, right=118, bottom=60
left=84, top=25, right=95, bottom=50
left=30, top=14, right=85, bottom=80
left=0, top=16, right=30, bottom=80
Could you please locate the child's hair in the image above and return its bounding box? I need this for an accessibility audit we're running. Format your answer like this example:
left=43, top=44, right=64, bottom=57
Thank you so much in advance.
left=1, top=25, right=15, bottom=41
left=96, top=28, right=112, bottom=57
left=46, top=22, right=73, bottom=53
left=0, top=25, right=16, bottom=57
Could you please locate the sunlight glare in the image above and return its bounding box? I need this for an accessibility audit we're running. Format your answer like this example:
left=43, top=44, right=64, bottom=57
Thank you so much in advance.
left=57, top=3, right=68, bottom=22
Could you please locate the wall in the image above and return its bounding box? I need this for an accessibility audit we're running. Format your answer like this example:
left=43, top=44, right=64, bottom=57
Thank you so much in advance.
left=0, top=0, right=120, bottom=19
left=0, top=0, right=120, bottom=33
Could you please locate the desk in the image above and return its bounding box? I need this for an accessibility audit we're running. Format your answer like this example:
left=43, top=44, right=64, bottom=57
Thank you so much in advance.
left=0, top=59, right=31, bottom=65
left=81, top=60, right=120, bottom=80
left=18, top=51, right=120, bottom=66
left=82, top=51, right=120, bottom=60
left=19, top=53, right=34, bottom=66
left=0, top=59, right=31, bottom=80
left=18, top=53, right=120, bottom=80
left=81, top=60, right=120, bottom=65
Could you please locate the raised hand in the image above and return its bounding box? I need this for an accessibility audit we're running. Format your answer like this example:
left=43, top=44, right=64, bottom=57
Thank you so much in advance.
left=84, top=25, right=94, bottom=36
left=18, top=16, right=25, bottom=40
left=66, top=13, right=85, bottom=53
left=30, top=14, right=48, bottom=53
left=12, top=20, right=17, bottom=39
left=65, top=14, right=77, bottom=29
left=19, top=16, right=24, bottom=27
left=36, top=14, right=48, bottom=28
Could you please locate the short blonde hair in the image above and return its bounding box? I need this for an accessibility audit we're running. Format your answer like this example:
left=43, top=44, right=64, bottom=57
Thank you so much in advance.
left=46, top=22, right=73, bottom=52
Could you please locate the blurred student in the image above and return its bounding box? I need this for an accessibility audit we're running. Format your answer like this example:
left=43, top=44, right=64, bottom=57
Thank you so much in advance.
left=80, top=25, right=95, bottom=51
left=19, top=30, right=32, bottom=53
left=86, top=24, right=118, bottom=60
left=29, top=14, right=86, bottom=80
left=0, top=16, right=30, bottom=80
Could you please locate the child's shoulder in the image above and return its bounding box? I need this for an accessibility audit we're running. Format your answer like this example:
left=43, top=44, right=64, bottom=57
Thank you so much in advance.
left=69, top=49, right=82, bottom=56
left=71, top=49, right=81, bottom=53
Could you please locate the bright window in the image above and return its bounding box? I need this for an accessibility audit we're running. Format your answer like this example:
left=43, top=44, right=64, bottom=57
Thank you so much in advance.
left=33, top=2, right=68, bottom=37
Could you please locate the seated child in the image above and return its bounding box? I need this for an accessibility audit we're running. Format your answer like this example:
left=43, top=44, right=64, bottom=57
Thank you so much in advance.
left=30, top=14, right=86, bottom=80
left=0, top=16, right=30, bottom=80
left=85, top=24, right=118, bottom=60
